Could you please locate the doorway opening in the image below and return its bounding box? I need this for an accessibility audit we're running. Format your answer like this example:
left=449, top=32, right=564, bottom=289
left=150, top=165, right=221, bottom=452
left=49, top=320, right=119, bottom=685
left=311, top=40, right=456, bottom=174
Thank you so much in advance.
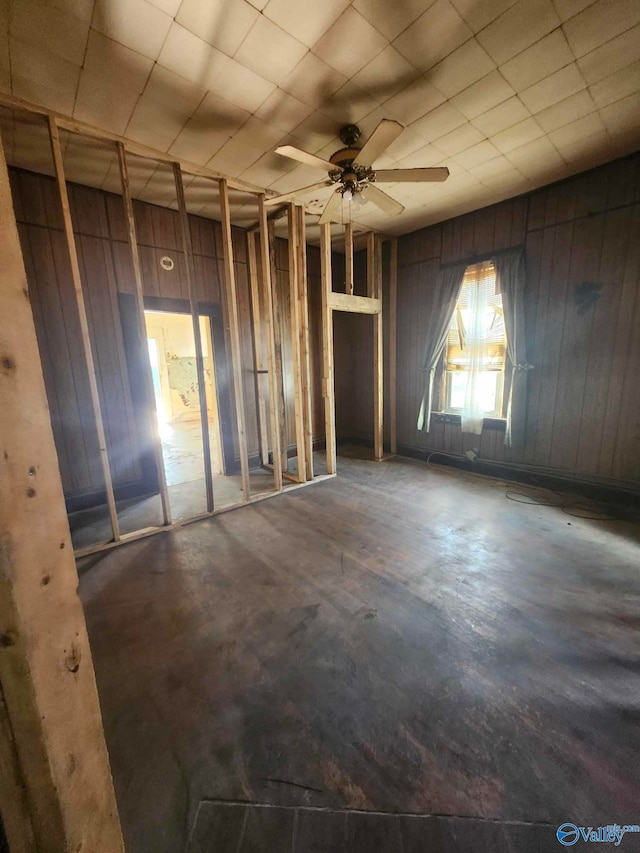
left=144, top=309, right=223, bottom=490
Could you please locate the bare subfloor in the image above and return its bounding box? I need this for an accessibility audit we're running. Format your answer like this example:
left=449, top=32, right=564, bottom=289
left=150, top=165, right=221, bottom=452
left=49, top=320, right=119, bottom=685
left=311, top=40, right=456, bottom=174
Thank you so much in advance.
left=78, top=450, right=640, bottom=852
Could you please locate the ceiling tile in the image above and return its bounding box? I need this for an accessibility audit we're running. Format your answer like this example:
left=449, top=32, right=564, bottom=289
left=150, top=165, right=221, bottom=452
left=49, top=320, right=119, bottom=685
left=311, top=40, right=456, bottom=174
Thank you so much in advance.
left=289, top=110, right=342, bottom=153
left=548, top=111, right=606, bottom=147
left=599, top=91, right=640, bottom=133
left=10, top=37, right=80, bottom=115
left=232, top=115, right=286, bottom=151
left=125, top=65, right=206, bottom=151
left=158, top=23, right=230, bottom=89
left=147, top=0, right=182, bottom=14
left=263, top=0, right=350, bottom=49
left=589, top=59, right=640, bottom=108
left=433, top=122, right=485, bottom=155
left=235, top=15, right=308, bottom=85
left=449, top=0, right=518, bottom=32
left=255, top=88, right=315, bottom=133
left=451, top=139, right=501, bottom=169
left=476, top=0, right=560, bottom=65
left=396, top=143, right=446, bottom=168
left=535, top=89, right=597, bottom=131
left=410, top=101, right=468, bottom=142
left=563, top=0, right=640, bottom=57
left=499, top=30, right=574, bottom=91
left=491, top=116, right=545, bottom=152
left=91, top=0, right=172, bottom=61
left=393, top=0, right=473, bottom=73
left=505, top=135, right=565, bottom=175
left=280, top=52, right=347, bottom=108
left=313, top=7, right=388, bottom=77
left=10, top=0, right=89, bottom=66
left=519, top=63, right=586, bottom=113
left=577, top=24, right=640, bottom=84
left=168, top=127, right=229, bottom=166
left=318, top=81, right=382, bottom=124
left=552, top=0, right=597, bottom=20
left=193, top=90, right=252, bottom=136
left=353, top=0, right=435, bottom=41
left=468, top=154, right=519, bottom=180
left=382, top=78, right=446, bottom=124
left=215, top=57, right=277, bottom=112
left=351, top=46, right=418, bottom=102
left=206, top=137, right=263, bottom=176
left=470, top=96, right=530, bottom=135
left=382, top=126, right=433, bottom=162
left=0, top=36, right=9, bottom=91
left=450, top=71, right=515, bottom=120
left=176, top=0, right=259, bottom=57
left=74, top=32, right=153, bottom=134
left=240, top=150, right=298, bottom=185
left=46, top=0, right=96, bottom=25
left=428, top=38, right=496, bottom=98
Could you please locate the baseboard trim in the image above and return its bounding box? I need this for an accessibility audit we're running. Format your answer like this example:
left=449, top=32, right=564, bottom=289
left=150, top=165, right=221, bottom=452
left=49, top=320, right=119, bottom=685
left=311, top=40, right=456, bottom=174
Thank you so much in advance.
left=397, top=443, right=640, bottom=511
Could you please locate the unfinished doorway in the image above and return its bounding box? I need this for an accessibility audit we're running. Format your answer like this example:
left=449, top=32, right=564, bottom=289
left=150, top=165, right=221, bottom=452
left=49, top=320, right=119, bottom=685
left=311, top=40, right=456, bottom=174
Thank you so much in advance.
left=143, top=308, right=222, bottom=483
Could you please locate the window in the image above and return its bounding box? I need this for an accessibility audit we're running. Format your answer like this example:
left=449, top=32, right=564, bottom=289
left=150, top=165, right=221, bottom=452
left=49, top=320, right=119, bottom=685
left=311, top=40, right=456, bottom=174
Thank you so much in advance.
left=444, top=262, right=506, bottom=420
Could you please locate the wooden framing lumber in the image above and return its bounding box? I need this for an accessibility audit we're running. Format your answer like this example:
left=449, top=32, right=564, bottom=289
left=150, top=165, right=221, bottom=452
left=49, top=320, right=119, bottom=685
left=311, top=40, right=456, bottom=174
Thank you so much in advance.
left=345, top=221, right=354, bottom=295
left=371, top=233, right=383, bottom=460
left=389, top=237, right=398, bottom=455
left=287, top=204, right=308, bottom=482
left=246, top=231, right=270, bottom=468
left=366, top=231, right=375, bottom=298
left=48, top=117, right=121, bottom=541
left=173, top=162, right=215, bottom=512
left=118, top=143, right=171, bottom=525
left=320, top=223, right=337, bottom=475
left=0, top=129, right=124, bottom=852
left=267, top=218, right=289, bottom=475
left=327, top=293, right=382, bottom=314
left=219, top=179, right=251, bottom=501
left=258, top=196, right=283, bottom=492
left=295, top=205, right=314, bottom=481
left=0, top=90, right=266, bottom=198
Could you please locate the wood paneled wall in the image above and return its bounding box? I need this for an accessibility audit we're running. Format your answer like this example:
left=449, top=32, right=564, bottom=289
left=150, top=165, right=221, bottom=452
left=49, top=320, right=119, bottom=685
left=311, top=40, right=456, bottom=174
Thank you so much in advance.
left=337, top=152, right=640, bottom=486
left=10, top=168, right=261, bottom=501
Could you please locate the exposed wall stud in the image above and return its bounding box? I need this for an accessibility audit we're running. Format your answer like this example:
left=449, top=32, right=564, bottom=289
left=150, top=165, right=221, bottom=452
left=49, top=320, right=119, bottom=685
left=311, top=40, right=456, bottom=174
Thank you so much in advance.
left=259, top=196, right=283, bottom=491
left=220, top=179, right=251, bottom=500
left=246, top=231, right=270, bottom=468
left=287, top=203, right=307, bottom=482
left=173, top=162, right=215, bottom=512
left=0, top=129, right=124, bottom=853
left=295, top=205, right=314, bottom=481
left=118, top=143, right=171, bottom=525
left=390, top=237, right=398, bottom=456
left=320, top=222, right=337, bottom=475
left=345, top=222, right=354, bottom=295
left=48, top=117, right=121, bottom=542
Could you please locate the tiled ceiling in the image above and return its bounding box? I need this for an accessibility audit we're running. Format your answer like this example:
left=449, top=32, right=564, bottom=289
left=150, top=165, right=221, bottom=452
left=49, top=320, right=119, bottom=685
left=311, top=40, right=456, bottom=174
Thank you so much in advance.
left=1, top=0, right=639, bottom=239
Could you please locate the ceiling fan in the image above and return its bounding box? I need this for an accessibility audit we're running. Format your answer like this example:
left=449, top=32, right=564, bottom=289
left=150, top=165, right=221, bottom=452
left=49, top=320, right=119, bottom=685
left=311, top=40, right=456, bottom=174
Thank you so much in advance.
left=265, top=119, right=449, bottom=224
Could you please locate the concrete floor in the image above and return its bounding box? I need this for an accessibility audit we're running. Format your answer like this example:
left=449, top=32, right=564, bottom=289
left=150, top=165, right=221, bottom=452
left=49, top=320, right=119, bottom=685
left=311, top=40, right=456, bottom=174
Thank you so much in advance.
left=78, top=450, right=640, bottom=852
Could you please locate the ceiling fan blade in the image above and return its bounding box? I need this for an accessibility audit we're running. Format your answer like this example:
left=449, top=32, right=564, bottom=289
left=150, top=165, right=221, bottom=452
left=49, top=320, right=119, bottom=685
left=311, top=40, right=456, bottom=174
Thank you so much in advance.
left=363, top=184, right=404, bottom=217
left=265, top=181, right=334, bottom=206
left=374, top=167, right=450, bottom=183
left=318, top=190, right=343, bottom=225
left=275, top=145, right=341, bottom=173
left=353, top=119, right=404, bottom=167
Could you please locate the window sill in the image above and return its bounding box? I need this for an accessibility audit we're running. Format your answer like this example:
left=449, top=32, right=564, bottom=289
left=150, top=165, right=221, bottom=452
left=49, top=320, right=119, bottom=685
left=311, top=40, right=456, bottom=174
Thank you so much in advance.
left=431, top=412, right=506, bottom=431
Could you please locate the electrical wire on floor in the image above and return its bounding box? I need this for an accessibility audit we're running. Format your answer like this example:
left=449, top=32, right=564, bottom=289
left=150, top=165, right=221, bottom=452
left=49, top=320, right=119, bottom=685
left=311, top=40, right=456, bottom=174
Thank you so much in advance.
left=424, top=450, right=625, bottom=522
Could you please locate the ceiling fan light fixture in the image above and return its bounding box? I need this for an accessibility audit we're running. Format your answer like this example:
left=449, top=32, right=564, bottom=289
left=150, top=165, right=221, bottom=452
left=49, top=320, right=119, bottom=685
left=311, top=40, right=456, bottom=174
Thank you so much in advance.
left=343, top=187, right=353, bottom=203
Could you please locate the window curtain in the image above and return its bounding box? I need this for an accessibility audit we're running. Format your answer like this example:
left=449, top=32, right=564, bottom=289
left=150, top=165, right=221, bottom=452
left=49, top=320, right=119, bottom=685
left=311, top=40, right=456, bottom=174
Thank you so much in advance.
left=494, top=249, right=531, bottom=447
left=417, top=263, right=466, bottom=431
